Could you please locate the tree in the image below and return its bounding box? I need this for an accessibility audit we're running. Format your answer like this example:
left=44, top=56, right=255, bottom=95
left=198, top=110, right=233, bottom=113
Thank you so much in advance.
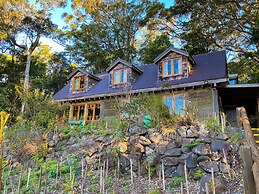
left=63, top=0, right=154, bottom=72
left=0, top=1, right=66, bottom=113
left=139, top=34, right=171, bottom=64
left=142, top=0, right=259, bottom=82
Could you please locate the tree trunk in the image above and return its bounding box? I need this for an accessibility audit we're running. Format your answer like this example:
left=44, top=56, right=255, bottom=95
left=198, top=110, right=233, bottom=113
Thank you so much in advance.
left=21, top=51, right=32, bottom=114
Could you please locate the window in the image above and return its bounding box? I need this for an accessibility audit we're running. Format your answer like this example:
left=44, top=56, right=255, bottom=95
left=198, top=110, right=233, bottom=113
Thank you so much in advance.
left=72, top=76, right=85, bottom=91
left=162, top=58, right=181, bottom=77
left=164, top=95, right=185, bottom=115
left=113, top=69, right=127, bottom=84
left=71, top=104, right=85, bottom=121
left=70, top=103, right=100, bottom=122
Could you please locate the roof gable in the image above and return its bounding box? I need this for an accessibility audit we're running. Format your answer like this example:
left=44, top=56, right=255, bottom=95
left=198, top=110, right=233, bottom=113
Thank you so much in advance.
left=106, top=58, right=142, bottom=74
left=68, top=68, right=101, bottom=81
left=153, top=46, right=196, bottom=65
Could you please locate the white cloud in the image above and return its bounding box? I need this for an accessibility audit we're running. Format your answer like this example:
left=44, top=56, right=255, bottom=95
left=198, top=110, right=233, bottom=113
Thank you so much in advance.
left=40, top=37, right=65, bottom=53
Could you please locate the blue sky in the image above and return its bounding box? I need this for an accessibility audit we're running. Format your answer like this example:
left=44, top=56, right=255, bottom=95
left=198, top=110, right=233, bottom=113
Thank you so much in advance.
left=44, top=0, right=174, bottom=52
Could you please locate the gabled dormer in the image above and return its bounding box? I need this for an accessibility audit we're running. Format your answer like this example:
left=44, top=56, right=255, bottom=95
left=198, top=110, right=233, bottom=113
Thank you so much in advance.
left=154, top=46, right=195, bottom=82
left=107, top=58, right=142, bottom=88
left=68, top=68, right=101, bottom=93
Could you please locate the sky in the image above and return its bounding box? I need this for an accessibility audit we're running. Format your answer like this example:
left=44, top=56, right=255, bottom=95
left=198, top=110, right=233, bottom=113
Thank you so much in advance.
left=42, top=0, right=174, bottom=52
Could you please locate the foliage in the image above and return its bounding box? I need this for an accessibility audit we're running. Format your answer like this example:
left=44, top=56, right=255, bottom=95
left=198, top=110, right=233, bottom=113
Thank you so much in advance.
left=139, top=34, right=171, bottom=64
left=170, top=177, right=184, bottom=187
left=192, top=169, right=206, bottom=180
left=62, top=0, right=155, bottom=72
left=229, top=132, right=244, bottom=143
left=185, top=140, right=202, bottom=148
left=148, top=188, right=161, bottom=194
left=204, top=117, right=221, bottom=132
left=6, top=89, right=68, bottom=160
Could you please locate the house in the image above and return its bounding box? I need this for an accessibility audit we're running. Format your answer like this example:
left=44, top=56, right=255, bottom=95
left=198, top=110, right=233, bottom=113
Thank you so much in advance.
left=53, top=46, right=259, bottom=127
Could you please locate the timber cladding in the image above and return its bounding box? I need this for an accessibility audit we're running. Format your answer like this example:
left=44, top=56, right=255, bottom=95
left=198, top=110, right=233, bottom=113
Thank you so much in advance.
left=92, top=87, right=215, bottom=122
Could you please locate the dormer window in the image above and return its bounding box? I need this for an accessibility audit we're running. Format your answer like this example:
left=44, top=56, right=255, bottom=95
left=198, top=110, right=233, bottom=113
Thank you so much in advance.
left=72, top=75, right=86, bottom=91
left=162, top=58, right=181, bottom=77
left=113, top=69, right=127, bottom=85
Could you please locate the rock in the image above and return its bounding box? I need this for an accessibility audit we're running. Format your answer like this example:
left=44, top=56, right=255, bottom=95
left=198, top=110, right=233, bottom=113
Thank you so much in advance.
left=177, top=126, right=187, bottom=137
left=197, top=156, right=210, bottom=163
left=199, top=161, right=219, bottom=173
left=211, top=152, right=222, bottom=161
left=53, top=133, right=59, bottom=143
left=219, top=163, right=229, bottom=173
left=149, top=133, right=162, bottom=143
left=149, top=143, right=157, bottom=149
left=179, top=153, right=198, bottom=168
left=103, top=135, right=113, bottom=146
left=198, top=136, right=212, bottom=144
left=216, top=133, right=229, bottom=140
left=118, top=142, right=128, bottom=153
left=176, top=164, right=184, bottom=177
left=182, top=138, right=196, bottom=146
left=211, top=140, right=228, bottom=152
left=132, top=143, right=145, bottom=153
left=186, top=128, right=199, bottom=138
left=200, top=174, right=226, bottom=194
left=157, top=141, right=169, bottom=154
left=166, top=140, right=179, bottom=149
left=164, top=166, right=177, bottom=178
left=119, top=156, right=130, bottom=172
left=139, top=136, right=151, bottom=146
left=95, top=135, right=105, bottom=142
left=128, top=124, right=140, bottom=134
left=181, top=146, right=191, bottom=153
left=192, top=144, right=211, bottom=156
left=162, top=157, right=179, bottom=166
left=163, top=148, right=182, bottom=157
left=145, top=146, right=154, bottom=155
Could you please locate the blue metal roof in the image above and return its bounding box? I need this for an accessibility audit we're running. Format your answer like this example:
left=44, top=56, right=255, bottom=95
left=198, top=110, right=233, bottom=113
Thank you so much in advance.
left=53, top=50, right=227, bottom=101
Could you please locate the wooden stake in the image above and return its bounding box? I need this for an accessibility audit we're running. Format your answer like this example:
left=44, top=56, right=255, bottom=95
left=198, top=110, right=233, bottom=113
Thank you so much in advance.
left=26, top=167, right=31, bottom=188
left=100, top=166, right=103, bottom=194
left=184, top=160, right=189, bottom=194
left=205, top=182, right=209, bottom=194
left=138, top=160, right=140, bottom=178
left=70, top=166, right=72, bottom=181
left=60, top=157, right=63, bottom=177
left=117, top=157, right=120, bottom=179
left=180, top=182, right=183, bottom=194
left=38, top=167, right=42, bottom=194
left=162, top=161, right=165, bottom=191
left=56, top=160, right=59, bottom=183
left=44, top=166, right=48, bottom=194
left=147, top=163, right=150, bottom=185
left=222, top=148, right=232, bottom=178
left=17, top=169, right=22, bottom=194
left=130, top=159, right=133, bottom=184
left=211, top=168, right=215, bottom=194
left=81, top=158, right=84, bottom=194
left=105, top=159, right=108, bottom=178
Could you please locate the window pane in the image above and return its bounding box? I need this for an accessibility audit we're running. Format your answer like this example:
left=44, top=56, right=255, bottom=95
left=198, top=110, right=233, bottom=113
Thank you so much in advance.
left=79, top=77, right=85, bottom=89
left=164, top=97, right=173, bottom=114
left=74, top=78, right=79, bottom=89
left=114, top=70, right=120, bottom=84
left=79, top=105, right=85, bottom=120
left=121, top=69, right=126, bottom=82
left=174, top=58, right=181, bottom=74
left=164, top=60, right=171, bottom=76
left=174, top=96, right=184, bottom=114
left=72, top=106, right=78, bottom=120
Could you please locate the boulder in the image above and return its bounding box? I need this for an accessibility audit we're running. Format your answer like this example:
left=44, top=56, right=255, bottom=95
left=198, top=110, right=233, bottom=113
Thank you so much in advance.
left=177, top=126, right=187, bottom=137
left=179, top=153, right=198, bottom=168
left=139, top=136, right=151, bottom=146
left=192, top=144, right=211, bottom=156
left=166, top=140, right=179, bottom=149
left=149, top=133, right=162, bottom=144
left=199, top=161, right=219, bottom=173
left=162, top=157, right=179, bottom=166
left=157, top=141, right=169, bottom=154
left=211, top=140, right=228, bottom=152
left=176, top=164, right=184, bottom=177
left=200, top=174, right=226, bottom=194
left=186, top=128, right=199, bottom=138
left=164, top=166, right=177, bottom=178
left=163, top=148, right=182, bottom=157
left=118, top=142, right=128, bottom=153
left=197, top=156, right=210, bottom=163
left=145, top=146, right=154, bottom=155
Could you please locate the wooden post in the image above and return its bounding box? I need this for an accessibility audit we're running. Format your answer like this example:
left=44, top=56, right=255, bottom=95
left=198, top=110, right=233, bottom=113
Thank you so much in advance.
left=130, top=159, right=133, bottom=184
left=0, top=112, right=10, bottom=191
left=240, top=146, right=256, bottom=194
left=240, top=107, right=259, bottom=193
left=162, top=161, right=165, bottom=191
left=184, top=160, right=189, bottom=194
left=38, top=167, right=42, bottom=194
left=26, top=168, right=31, bottom=188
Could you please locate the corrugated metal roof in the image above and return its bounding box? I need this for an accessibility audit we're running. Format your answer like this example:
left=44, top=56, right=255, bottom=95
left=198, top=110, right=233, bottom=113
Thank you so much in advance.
left=53, top=50, right=227, bottom=101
